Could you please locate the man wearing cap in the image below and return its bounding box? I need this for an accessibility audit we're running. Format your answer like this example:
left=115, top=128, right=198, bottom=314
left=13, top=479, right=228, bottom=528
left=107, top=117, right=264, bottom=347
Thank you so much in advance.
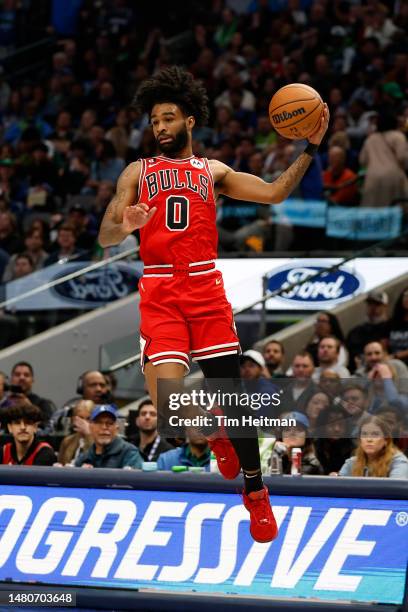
left=240, top=350, right=281, bottom=419
left=75, top=404, right=143, bottom=469
left=346, top=291, right=390, bottom=372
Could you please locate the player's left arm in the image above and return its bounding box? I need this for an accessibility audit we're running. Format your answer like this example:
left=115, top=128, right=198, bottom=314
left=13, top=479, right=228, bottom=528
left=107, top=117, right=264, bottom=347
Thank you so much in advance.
left=213, top=105, right=329, bottom=204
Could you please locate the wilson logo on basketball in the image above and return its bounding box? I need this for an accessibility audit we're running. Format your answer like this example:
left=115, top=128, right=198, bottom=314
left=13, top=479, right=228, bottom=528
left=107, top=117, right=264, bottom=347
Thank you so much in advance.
left=271, top=107, right=306, bottom=124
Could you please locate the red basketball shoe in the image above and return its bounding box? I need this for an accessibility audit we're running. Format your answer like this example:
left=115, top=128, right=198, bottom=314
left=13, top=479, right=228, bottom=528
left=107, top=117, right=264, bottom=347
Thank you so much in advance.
left=243, top=485, right=279, bottom=543
left=206, top=408, right=240, bottom=480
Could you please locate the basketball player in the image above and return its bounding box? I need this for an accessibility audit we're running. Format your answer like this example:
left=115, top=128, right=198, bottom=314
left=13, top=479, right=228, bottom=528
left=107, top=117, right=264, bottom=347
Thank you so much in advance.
left=98, top=67, right=329, bottom=542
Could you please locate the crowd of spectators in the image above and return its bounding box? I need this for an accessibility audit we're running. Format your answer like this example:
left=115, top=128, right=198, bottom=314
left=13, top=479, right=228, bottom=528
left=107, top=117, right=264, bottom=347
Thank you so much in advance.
left=0, top=0, right=407, bottom=284
left=0, top=1, right=407, bottom=477
left=0, top=284, right=407, bottom=478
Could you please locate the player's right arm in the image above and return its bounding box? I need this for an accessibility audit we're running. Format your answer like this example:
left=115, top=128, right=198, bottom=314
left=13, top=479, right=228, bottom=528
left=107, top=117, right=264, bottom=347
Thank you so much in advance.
left=98, top=161, right=156, bottom=247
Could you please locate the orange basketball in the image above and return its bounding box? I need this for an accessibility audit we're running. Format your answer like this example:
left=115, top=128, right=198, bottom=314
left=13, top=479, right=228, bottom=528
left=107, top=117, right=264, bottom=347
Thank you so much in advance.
left=269, top=83, right=323, bottom=140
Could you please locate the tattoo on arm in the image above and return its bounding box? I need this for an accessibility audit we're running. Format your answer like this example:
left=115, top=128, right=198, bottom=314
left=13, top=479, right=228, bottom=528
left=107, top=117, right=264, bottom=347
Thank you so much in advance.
left=273, top=153, right=313, bottom=199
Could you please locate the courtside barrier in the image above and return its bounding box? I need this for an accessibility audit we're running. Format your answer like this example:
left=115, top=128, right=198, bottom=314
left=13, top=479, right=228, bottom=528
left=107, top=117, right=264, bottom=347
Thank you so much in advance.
left=0, top=467, right=407, bottom=611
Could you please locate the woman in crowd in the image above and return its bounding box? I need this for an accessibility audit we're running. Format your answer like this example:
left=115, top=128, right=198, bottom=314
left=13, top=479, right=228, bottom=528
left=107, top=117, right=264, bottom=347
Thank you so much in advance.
left=305, top=311, right=348, bottom=367
left=304, top=390, right=331, bottom=435
left=387, top=286, right=408, bottom=365
left=339, top=415, right=408, bottom=478
left=315, top=403, right=354, bottom=474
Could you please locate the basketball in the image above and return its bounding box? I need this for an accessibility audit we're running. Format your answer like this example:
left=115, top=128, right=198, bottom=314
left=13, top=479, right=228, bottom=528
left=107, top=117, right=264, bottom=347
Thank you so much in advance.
left=269, top=83, right=324, bottom=140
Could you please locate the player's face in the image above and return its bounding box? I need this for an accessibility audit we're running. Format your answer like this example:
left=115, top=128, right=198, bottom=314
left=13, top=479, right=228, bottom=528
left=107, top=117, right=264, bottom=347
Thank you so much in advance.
left=151, top=103, right=190, bottom=155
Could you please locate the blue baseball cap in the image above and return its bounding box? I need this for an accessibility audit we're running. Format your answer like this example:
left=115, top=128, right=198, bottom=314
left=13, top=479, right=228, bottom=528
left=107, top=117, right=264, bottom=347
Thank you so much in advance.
left=283, top=411, right=310, bottom=430
left=90, top=404, right=118, bottom=422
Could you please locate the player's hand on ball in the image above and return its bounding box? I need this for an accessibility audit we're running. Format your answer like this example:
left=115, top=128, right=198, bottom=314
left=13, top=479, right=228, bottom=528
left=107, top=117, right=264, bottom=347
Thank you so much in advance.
left=307, top=103, right=330, bottom=145
left=123, top=203, right=157, bottom=232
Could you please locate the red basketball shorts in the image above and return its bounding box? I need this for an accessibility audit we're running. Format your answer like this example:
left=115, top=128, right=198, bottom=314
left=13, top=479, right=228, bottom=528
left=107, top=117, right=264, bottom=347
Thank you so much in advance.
left=139, top=264, right=240, bottom=372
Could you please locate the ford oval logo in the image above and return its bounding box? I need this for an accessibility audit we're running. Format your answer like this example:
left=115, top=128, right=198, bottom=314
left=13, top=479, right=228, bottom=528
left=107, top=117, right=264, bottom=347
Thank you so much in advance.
left=51, top=264, right=141, bottom=305
left=267, top=265, right=363, bottom=304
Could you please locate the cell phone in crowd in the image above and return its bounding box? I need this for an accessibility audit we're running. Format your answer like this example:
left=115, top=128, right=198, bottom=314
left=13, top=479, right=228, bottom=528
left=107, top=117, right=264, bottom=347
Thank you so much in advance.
left=4, top=384, right=24, bottom=394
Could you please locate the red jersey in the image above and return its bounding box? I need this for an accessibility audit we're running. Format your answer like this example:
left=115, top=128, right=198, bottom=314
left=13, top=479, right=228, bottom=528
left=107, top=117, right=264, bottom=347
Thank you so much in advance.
left=138, top=155, right=217, bottom=265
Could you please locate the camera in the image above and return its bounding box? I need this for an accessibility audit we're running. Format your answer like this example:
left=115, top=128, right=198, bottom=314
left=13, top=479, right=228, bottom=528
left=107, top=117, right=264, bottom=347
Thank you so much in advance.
left=4, top=383, right=24, bottom=394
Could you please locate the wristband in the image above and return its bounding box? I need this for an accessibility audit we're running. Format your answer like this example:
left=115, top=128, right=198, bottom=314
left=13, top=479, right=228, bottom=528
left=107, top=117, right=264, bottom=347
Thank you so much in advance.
left=304, top=143, right=319, bottom=157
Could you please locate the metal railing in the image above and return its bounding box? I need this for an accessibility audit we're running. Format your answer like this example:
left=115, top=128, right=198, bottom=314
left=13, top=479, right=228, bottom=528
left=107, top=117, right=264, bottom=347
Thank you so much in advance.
left=106, top=226, right=408, bottom=374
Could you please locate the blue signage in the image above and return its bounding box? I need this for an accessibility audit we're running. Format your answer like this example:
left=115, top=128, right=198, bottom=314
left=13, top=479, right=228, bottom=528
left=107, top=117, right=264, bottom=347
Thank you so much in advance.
left=267, top=263, right=363, bottom=305
left=0, top=486, right=407, bottom=604
left=327, top=206, right=402, bottom=240
left=51, top=264, right=141, bottom=306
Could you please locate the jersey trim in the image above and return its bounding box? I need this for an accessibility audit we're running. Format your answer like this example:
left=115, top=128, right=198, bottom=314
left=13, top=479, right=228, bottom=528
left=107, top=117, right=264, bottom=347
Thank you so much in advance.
left=156, top=155, right=195, bottom=162
left=191, top=342, right=240, bottom=354
left=203, top=158, right=216, bottom=203
left=192, top=349, right=240, bottom=361
left=137, top=157, right=147, bottom=203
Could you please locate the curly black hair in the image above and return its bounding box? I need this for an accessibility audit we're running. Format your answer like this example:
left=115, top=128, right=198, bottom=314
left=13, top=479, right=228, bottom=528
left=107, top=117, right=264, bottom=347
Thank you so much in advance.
left=132, top=66, right=210, bottom=126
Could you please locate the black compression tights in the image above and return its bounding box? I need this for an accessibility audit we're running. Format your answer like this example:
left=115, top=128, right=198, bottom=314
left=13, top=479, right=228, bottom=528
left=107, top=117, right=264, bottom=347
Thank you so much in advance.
left=199, top=354, right=261, bottom=474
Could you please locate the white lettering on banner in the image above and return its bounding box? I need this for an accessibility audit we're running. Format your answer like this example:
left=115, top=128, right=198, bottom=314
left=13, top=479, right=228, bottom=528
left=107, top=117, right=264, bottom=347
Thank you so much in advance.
left=315, top=509, right=392, bottom=591
left=65, top=269, right=129, bottom=301
left=234, top=506, right=290, bottom=586
left=0, top=496, right=32, bottom=567
left=16, top=497, right=84, bottom=575
left=62, top=500, right=135, bottom=578
left=195, top=505, right=247, bottom=584
left=282, top=268, right=345, bottom=300
left=115, top=501, right=187, bottom=580
left=272, top=507, right=347, bottom=588
left=159, top=503, right=225, bottom=582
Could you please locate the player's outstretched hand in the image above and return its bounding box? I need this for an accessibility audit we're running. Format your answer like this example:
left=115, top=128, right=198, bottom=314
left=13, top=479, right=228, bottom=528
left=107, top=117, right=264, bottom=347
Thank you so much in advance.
left=123, top=203, right=157, bottom=232
left=307, top=103, right=330, bottom=145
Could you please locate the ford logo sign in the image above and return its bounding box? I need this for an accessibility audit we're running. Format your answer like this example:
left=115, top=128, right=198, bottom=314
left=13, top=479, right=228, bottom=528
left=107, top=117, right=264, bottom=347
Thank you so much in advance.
left=267, top=264, right=363, bottom=305
left=51, top=263, right=141, bottom=305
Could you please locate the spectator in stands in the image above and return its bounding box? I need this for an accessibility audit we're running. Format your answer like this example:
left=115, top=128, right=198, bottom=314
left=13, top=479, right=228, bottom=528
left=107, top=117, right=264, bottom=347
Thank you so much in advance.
left=359, top=113, right=408, bottom=207
left=87, top=139, right=126, bottom=192
left=44, top=222, right=86, bottom=265
left=340, top=383, right=370, bottom=435
left=240, top=349, right=280, bottom=414
left=78, top=370, right=111, bottom=404
left=133, top=398, right=172, bottom=462
left=157, top=428, right=210, bottom=471
left=0, top=211, right=22, bottom=255
left=315, top=403, right=354, bottom=475
left=0, top=371, right=9, bottom=411
left=318, top=370, right=343, bottom=402
left=304, top=391, right=331, bottom=435
left=10, top=362, right=56, bottom=429
left=57, top=399, right=94, bottom=466
left=281, top=351, right=318, bottom=413
left=356, top=341, right=408, bottom=391
left=75, top=404, right=143, bottom=469
left=338, top=415, right=408, bottom=478
left=305, top=311, right=347, bottom=367
left=67, top=203, right=97, bottom=251
left=2, top=252, right=34, bottom=282
left=312, top=337, right=351, bottom=381
left=323, top=146, right=359, bottom=205
left=365, top=362, right=408, bottom=413
left=387, top=286, right=408, bottom=365
left=2, top=227, right=48, bottom=282
left=263, top=340, right=286, bottom=377
left=1, top=401, right=56, bottom=466
left=346, top=291, right=390, bottom=372
left=270, top=412, right=323, bottom=475
left=375, top=404, right=407, bottom=449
